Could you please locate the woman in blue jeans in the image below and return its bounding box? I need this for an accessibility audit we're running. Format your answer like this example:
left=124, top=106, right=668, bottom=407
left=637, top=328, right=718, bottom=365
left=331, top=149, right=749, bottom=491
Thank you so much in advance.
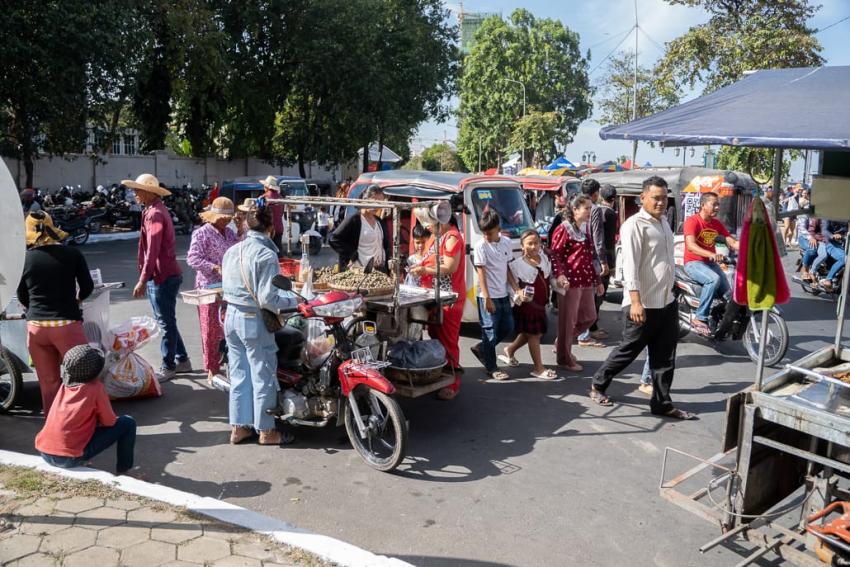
left=221, top=198, right=297, bottom=446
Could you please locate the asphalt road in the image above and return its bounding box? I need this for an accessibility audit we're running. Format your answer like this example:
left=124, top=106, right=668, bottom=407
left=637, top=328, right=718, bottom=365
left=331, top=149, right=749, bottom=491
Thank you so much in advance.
left=1, top=236, right=839, bottom=567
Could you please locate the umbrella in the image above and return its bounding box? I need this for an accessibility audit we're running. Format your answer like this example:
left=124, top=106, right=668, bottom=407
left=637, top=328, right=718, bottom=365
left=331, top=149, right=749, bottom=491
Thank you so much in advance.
left=544, top=156, right=577, bottom=171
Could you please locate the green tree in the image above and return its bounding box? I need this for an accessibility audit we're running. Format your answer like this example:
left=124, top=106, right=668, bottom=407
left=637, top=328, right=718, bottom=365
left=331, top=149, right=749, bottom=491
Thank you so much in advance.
left=413, top=142, right=465, bottom=171
left=0, top=1, right=141, bottom=186
left=597, top=51, right=679, bottom=127
left=457, top=9, right=591, bottom=172
left=655, top=0, right=823, bottom=181
left=507, top=111, right=560, bottom=167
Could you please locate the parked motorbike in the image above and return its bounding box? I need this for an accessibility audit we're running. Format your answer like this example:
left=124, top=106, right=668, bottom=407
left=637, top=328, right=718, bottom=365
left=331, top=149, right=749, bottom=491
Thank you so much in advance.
left=47, top=205, right=91, bottom=245
left=219, top=275, right=408, bottom=472
left=675, top=256, right=789, bottom=367
left=793, top=244, right=845, bottom=300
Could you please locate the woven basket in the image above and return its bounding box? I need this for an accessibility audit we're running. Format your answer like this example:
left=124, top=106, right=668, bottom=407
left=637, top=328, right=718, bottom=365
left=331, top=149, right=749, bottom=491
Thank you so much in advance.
left=385, top=364, right=445, bottom=386
left=295, top=281, right=329, bottom=291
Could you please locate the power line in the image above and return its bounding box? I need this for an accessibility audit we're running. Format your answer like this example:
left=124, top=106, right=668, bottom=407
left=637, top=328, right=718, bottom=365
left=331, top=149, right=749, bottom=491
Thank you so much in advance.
left=817, top=15, right=850, bottom=34
left=589, top=26, right=636, bottom=75
left=586, top=26, right=636, bottom=50
left=638, top=25, right=665, bottom=52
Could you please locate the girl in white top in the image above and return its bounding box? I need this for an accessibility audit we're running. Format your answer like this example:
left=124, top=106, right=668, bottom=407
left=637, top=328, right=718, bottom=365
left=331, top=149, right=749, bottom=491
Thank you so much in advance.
left=499, top=230, right=557, bottom=379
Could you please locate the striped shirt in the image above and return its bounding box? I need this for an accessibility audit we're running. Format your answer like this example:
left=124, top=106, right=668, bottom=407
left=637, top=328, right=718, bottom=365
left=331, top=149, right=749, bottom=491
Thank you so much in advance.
left=620, top=209, right=675, bottom=309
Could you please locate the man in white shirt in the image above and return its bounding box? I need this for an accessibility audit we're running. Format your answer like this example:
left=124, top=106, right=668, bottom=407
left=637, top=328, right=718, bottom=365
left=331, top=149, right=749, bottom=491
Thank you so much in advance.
left=589, top=176, right=695, bottom=420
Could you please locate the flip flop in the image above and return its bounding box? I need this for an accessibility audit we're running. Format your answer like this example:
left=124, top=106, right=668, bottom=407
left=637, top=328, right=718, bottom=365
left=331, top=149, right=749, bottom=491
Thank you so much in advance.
left=488, top=370, right=510, bottom=381
left=497, top=348, right=519, bottom=367
left=662, top=408, right=697, bottom=420
left=530, top=369, right=557, bottom=380
left=578, top=339, right=605, bottom=348
left=589, top=389, right=612, bottom=406
left=559, top=362, right=583, bottom=372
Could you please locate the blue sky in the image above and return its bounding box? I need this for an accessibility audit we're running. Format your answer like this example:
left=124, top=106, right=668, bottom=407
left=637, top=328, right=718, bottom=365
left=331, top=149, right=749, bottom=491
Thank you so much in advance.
left=415, top=0, right=850, bottom=180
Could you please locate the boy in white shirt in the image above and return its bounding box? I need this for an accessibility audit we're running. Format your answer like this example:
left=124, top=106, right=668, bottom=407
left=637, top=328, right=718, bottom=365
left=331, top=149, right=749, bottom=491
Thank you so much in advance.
left=471, top=210, right=521, bottom=380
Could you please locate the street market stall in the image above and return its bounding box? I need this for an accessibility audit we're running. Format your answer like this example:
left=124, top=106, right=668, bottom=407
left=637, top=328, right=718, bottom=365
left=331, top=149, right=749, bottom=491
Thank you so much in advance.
left=601, top=65, right=850, bottom=565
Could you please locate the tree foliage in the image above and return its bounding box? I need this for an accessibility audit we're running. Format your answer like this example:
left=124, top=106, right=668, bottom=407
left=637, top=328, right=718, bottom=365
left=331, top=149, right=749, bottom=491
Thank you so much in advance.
left=507, top=111, right=560, bottom=167
left=406, top=142, right=465, bottom=172
left=457, top=9, right=591, bottom=172
left=655, top=0, right=823, bottom=181
left=596, top=51, right=679, bottom=126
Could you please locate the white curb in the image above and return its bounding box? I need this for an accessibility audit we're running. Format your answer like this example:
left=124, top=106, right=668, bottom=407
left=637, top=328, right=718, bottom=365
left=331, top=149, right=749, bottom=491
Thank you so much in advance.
left=87, top=231, right=141, bottom=244
left=0, top=450, right=412, bottom=567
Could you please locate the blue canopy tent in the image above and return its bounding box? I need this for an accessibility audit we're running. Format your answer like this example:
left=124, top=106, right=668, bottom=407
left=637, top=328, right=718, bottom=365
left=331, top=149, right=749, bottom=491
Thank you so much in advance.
left=544, top=156, right=577, bottom=171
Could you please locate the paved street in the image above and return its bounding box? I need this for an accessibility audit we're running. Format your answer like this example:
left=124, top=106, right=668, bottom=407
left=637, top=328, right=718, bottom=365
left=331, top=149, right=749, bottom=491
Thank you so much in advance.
left=0, top=236, right=839, bottom=567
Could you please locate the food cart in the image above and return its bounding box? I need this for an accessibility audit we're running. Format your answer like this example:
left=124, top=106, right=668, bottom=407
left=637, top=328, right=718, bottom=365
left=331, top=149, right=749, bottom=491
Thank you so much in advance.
left=599, top=65, right=850, bottom=565
left=189, top=195, right=460, bottom=399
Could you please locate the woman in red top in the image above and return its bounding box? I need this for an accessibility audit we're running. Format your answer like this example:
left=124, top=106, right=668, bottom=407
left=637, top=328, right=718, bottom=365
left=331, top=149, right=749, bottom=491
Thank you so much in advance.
left=549, top=195, right=604, bottom=372
left=35, top=345, right=137, bottom=474
left=410, top=215, right=466, bottom=400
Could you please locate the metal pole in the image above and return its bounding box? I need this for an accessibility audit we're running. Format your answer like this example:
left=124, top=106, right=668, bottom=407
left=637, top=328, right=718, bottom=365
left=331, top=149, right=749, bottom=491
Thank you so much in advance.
left=834, top=233, right=850, bottom=354
left=391, top=206, right=400, bottom=314
left=506, top=79, right=526, bottom=170
left=771, top=148, right=783, bottom=226
left=753, top=310, right=771, bottom=391
left=631, top=0, right=638, bottom=165
left=435, top=222, right=443, bottom=325
left=478, top=138, right=482, bottom=173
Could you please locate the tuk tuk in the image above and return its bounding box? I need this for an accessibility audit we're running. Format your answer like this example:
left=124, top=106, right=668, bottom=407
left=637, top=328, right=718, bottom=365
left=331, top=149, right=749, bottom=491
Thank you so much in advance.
left=347, top=170, right=536, bottom=322
left=511, top=175, right=581, bottom=225
left=586, top=166, right=758, bottom=286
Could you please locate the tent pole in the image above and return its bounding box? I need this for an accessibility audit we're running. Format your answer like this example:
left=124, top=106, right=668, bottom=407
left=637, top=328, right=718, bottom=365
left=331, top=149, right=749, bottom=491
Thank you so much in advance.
left=834, top=235, right=850, bottom=354
left=771, top=148, right=783, bottom=225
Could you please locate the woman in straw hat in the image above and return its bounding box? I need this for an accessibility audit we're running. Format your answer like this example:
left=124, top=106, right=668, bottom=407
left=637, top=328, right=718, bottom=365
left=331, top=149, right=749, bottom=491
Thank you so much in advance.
left=187, top=197, right=241, bottom=384
left=17, top=211, right=94, bottom=414
left=259, top=175, right=285, bottom=256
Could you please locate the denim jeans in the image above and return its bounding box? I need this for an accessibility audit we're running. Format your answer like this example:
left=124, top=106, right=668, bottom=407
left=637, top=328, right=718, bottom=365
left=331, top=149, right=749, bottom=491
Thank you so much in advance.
left=147, top=275, right=188, bottom=370
left=799, top=234, right=820, bottom=268
left=825, top=241, right=846, bottom=281
left=684, top=261, right=729, bottom=322
left=640, top=357, right=652, bottom=385
left=476, top=297, right=514, bottom=372
left=225, top=306, right=279, bottom=431
left=41, top=415, right=137, bottom=473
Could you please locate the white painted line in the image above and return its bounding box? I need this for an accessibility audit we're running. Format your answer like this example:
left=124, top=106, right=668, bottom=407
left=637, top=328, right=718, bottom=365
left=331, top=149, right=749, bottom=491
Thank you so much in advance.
left=0, top=450, right=412, bottom=567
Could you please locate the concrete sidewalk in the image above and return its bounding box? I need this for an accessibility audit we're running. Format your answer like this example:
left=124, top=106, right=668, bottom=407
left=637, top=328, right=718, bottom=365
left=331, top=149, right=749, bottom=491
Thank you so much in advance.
left=0, top=465, right=324, bottom=567
left=0, top=456, right=411, bottom=567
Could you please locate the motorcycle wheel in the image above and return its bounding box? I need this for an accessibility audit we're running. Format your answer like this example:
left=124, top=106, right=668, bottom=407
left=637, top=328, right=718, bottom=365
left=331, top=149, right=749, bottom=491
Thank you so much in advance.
left=743, top=310, right=789, bottom=367
left=70, top=228, right=89, bottom=246
left=0, top=347, right=23, bottom=413
left=344, top=387, right=407, bottom=472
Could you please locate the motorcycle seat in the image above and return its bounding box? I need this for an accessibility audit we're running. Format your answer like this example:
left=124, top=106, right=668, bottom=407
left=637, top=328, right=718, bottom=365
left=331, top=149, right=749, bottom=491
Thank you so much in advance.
left=274, top=326, right=304, bottom=351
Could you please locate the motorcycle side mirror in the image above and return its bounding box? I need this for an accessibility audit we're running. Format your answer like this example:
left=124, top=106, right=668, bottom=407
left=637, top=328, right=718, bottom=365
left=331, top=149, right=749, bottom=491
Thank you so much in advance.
left=272, top=274, right=292, bottom=291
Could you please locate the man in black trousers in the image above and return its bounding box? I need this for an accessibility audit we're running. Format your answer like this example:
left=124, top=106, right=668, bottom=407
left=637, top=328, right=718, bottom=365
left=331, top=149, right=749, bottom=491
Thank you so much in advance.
left=589, top=176, right=695, bottom=420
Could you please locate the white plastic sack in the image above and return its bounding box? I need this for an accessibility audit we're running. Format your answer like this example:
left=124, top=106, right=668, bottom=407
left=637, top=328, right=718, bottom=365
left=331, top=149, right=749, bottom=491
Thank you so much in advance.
left=102, top=352, right=162, bottom=400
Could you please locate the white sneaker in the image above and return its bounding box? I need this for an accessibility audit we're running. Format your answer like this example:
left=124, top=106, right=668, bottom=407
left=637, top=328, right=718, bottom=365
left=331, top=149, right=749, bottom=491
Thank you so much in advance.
left=156, top=368, right=176, bottom=383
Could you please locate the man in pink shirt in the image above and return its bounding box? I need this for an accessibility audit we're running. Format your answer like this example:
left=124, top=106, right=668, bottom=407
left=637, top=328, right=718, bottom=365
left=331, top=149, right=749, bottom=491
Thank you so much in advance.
left=124, top=173, right=191, bottom=382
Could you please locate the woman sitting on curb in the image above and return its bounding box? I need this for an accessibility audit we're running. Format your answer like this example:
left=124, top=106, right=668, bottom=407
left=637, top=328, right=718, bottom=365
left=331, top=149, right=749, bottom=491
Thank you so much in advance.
left=35, top=345, right=137, bottom=475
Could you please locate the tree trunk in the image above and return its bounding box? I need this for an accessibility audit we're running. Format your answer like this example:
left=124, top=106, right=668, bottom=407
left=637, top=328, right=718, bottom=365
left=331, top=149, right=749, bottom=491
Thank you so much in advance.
left=23, top=151, right=34, bottom=188
left=298, top=151, right=306, bottom=179
left=362, top=142, right=370, bottom=173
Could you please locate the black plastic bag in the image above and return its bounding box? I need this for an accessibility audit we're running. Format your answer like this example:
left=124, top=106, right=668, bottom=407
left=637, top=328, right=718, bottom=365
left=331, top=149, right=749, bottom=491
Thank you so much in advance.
left=387, top=339, right=446, bottom=369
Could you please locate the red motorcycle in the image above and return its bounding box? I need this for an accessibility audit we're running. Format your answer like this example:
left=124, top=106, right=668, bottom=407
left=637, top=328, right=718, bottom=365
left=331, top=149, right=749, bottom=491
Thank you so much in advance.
left=223, top=277, right=408, bottom=472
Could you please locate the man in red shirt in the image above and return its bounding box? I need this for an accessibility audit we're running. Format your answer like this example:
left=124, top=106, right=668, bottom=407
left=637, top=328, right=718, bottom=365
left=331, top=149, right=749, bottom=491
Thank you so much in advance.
left=683, top=192, right=739, bottom=335
left=125, top=173, right=191, bottom=382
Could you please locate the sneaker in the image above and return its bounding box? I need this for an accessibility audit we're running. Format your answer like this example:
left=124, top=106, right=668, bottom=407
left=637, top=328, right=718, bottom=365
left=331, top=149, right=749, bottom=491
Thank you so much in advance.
left=156, top=367, right=176, bottom=383
left=638, top=383, right=654, bottom=396
left=175, top=359, right=193, bottom=374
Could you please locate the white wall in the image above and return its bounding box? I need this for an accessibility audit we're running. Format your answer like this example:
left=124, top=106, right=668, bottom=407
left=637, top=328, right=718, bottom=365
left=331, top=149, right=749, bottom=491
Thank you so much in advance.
left=3, top=151, right=351, bottom=191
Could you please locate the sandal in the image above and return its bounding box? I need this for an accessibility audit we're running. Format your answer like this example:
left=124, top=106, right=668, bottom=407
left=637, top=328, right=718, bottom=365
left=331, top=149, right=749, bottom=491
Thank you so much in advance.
left=577, top=339, right=605, bottom=348
left=661, top=407, right=697, bottom=420
left=488, top=370, right=510, bottom=381
left=589, top=388, right=613, bottom=406
left=558, top=362, right=583, bottom=372
left=530, top=368, right=557, bottom=380
left=692, top=320, right=712, bottom=337
left=497, top=348, right=519, bottom=367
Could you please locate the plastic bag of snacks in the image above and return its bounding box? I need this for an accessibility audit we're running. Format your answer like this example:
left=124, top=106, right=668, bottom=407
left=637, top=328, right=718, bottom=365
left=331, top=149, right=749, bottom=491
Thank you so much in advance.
left=110, top=316, right=159, bottom=354
left=102, top=352, right=162, bottom=400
